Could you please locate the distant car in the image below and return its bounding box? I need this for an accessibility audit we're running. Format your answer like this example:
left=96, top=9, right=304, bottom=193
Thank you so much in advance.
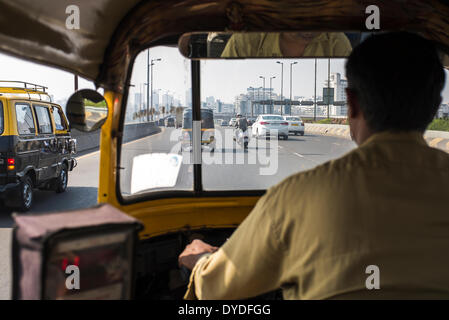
left=229, top=118, right=237, bottom=126
left=251, top=114, right=289, bottom=140
left=247, top=117, right=256, bottom=126
left=283, top=116, right=304, bottom=136
left=165, top=117, right=175, bottom=127
left=220, top=119, right=228, bottom=127
left=158, top=118, right=165, bottom=126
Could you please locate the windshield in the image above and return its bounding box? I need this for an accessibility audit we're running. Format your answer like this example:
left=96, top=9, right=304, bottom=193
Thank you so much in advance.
left=119, top=45, right=449, bottom=199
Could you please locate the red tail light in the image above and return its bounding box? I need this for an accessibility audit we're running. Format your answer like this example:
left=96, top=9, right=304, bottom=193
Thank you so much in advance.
left=7, top=158, right=15, bottom=170
left=260, top=122, right=269, bottom=125
left=281, top=122, right=288, bottom=125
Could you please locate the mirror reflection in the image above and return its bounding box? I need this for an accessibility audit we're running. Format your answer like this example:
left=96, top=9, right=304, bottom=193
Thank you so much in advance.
left=66, top=89, right=108, bottom=132
left=179, top=32, right=366, bottom=59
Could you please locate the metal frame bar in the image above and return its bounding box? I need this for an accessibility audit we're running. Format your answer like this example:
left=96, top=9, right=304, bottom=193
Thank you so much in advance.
left=0, top=80, right=51, bottom=101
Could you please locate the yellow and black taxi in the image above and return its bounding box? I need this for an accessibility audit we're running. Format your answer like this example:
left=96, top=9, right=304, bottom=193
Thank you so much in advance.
left=181, top=108, right=215, bottom=152
left=0, top=81, right=77, bottom=211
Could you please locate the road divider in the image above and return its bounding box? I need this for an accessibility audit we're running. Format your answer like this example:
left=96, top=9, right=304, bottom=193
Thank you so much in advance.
left=71, top=122, right=161, bottom=153
left=305, top=123, right=449, bottom=153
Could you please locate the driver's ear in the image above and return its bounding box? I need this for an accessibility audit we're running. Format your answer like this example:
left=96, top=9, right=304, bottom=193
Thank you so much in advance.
left=346, top=88, right=360, bottom=119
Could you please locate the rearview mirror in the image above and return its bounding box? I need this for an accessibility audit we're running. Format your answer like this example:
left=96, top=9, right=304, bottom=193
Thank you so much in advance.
left=66, top=89, right=108, bottom=132
left=178, top=32, right=362, bottom=59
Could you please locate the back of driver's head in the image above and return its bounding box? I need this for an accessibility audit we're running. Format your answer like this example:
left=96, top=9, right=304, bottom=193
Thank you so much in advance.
left=345, top=32, right=446, bottom=132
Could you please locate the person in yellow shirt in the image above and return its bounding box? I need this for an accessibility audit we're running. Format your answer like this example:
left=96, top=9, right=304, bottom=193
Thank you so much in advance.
left=179, top=32, right=449, bottom=300
left=220, top=32, right=352, bottom=58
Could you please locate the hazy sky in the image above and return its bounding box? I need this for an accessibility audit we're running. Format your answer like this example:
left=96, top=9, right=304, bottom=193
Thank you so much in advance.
left=0, top=52, right=96, bottom=104
left=1, top=46, right=449, bottom=107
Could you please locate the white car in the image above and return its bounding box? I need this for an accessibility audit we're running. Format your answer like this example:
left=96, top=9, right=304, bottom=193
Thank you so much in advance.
left=283, top=116, right=305, bottom=136
left=229, top=118, right=237, bottom=126
left=251, top=114, right=289, bottom=140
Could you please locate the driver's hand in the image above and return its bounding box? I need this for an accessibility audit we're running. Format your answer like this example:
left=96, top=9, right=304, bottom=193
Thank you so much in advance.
left=178, top=239, right=219, bottom=270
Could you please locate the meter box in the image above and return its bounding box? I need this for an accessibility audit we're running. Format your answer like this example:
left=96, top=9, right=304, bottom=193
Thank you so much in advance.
left=12, top=204, right=143, bottom=300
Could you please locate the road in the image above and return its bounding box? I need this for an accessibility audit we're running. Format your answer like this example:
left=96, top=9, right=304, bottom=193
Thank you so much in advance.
left=0, top=127, right=356, bottom=299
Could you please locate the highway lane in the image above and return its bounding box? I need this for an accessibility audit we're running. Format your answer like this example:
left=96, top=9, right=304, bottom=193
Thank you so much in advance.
left=119, top=127, right=356, bottom=192
left=0, top=149, right=101, bottom=299
left=0, top=127, right=355, bottom=299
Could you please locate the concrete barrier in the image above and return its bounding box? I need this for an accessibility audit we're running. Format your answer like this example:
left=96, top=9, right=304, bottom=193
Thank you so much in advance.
left=71, top=122, right=161, bottom=153
left=305, top=123, right=449, bottom=153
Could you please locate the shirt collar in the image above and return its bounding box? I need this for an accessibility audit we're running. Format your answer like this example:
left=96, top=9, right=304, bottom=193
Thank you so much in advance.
left=361, top=130, right=427, bottom=147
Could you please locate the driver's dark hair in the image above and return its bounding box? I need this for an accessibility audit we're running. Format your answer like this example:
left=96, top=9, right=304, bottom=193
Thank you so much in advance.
left=345, top=32, right=446, bottom=132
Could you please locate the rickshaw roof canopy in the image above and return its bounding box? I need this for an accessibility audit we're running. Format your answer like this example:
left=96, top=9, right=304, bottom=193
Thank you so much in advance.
left=0, top=0, right=448, bottom=92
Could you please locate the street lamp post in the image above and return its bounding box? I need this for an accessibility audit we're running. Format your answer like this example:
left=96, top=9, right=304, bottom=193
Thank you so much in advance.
left=259, top=76, right=266, bottom=113
left=150, top=57, right=162, bottom=121
left=276, top=61, right=284, bottom=115
left=146, top=50, right=150, bottom=122
left=269, top=76, right=276, bottom=114
left=314, top=58, right=317, bottom=121
left=327, top=58, right=330, bottom=119
left=289, top=62, right=298, bottom=116
left=249, top=86, right=255, bottom=117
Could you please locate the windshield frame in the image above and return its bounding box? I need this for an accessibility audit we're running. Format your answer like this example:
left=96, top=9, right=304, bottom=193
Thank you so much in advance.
left=116, top=46, right=266, bottom=206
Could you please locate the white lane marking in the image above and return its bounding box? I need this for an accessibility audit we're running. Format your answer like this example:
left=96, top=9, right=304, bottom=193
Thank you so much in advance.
left=332, top=142, right=341, bottom=146
left=76, top=150, right=100, bottom=160
left=75, top=127, right=165, bottom=160
left=294, top=152, right=304, bottom=158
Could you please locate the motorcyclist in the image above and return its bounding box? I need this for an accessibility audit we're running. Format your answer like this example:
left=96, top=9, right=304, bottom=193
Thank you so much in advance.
left=235, top=114, right=248, bottom=131
left=234, top=114, right=249, bottom=148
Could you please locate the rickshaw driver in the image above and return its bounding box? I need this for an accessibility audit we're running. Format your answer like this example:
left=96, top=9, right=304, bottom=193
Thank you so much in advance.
left=179, top=32, right=449, bottom=299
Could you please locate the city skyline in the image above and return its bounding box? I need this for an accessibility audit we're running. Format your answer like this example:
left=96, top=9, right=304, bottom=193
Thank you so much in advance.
left=1, top=47, right=449, bottom=110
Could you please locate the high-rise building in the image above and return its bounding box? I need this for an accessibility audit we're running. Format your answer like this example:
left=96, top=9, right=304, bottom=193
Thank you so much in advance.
left=324, top=73, right=348, bottom=102
left=216, top=99, right=222, bottom=113
left=222, top=103, right=234, bottom=114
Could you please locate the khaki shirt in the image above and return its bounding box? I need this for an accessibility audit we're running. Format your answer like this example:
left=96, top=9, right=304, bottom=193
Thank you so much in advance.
left=221, top=32, right=352, bottom=58
left=185, top=131, right=449, bottom=299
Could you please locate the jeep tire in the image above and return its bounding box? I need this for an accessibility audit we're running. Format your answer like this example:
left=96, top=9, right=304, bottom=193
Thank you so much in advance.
left=55, top=164, right=68, bottom=193
left=6, top=176, right=33, bottom=212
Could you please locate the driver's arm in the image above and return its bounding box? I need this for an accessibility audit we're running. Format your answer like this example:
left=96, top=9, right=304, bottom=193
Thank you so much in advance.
left=182, top=185, right=286, bottom=300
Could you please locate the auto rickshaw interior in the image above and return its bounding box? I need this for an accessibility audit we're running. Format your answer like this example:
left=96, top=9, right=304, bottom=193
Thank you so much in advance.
left=1, top=0, right=449, bottom=300
left=116, top=32, right=449, bottom=299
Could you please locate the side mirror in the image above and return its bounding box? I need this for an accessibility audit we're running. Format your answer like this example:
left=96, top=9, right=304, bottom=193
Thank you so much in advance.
left=66, top=89, right=108, bottom=132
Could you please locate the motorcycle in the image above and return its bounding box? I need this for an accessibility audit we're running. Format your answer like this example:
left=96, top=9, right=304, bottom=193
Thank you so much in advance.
left=234, top=128, right=249, bottom=149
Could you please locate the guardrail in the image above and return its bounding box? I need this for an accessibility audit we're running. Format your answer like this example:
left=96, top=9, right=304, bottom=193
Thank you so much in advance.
left=305, top=123, right=449, bottom=153
left=71, top=122, right=161, bottom=154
